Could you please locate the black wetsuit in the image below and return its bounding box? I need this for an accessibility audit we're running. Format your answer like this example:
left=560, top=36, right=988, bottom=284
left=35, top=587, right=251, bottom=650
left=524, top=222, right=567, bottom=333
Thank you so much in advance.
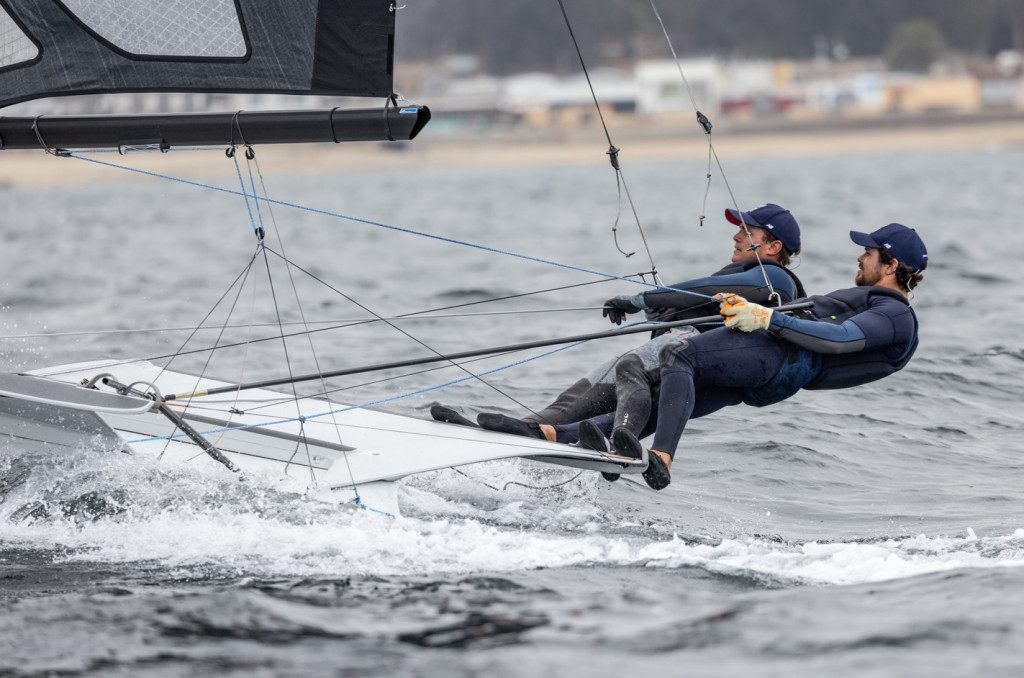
left=553, top=286, right=919, bottom=453
left=524, top=260, right=805, bottom=432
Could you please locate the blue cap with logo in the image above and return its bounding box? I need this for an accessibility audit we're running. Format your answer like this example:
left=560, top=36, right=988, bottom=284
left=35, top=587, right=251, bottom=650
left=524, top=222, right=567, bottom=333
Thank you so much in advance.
left=849, top=223, right=928, bottom=273
left=725, top=203, right=801, bottom=255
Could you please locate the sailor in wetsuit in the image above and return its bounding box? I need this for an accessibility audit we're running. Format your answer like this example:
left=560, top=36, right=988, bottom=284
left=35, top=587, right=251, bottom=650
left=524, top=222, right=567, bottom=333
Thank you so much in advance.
left=432, top=203, right=805, bottom=441
left=567, top=222, right=928, bottom=490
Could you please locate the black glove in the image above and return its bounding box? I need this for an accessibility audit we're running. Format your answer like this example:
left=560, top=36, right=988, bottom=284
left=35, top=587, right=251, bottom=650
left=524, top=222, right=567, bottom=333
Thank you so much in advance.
left=602, top=294, right=644, bottom=325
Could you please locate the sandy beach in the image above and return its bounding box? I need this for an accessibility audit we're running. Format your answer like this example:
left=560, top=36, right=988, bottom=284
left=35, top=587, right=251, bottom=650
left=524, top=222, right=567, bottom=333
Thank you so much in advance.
left=2, top=116, right=1023, bottom=187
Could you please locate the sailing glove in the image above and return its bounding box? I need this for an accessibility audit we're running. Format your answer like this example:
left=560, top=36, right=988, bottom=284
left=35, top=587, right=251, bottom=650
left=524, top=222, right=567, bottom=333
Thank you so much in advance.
left=603, top=294, right=646, bottom=325
left=717, top=293, right=773, bottom=332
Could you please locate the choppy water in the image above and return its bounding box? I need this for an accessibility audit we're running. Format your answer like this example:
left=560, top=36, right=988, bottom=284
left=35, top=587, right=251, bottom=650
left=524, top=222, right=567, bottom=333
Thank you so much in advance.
left=1, top=139, right=1023, bottom=677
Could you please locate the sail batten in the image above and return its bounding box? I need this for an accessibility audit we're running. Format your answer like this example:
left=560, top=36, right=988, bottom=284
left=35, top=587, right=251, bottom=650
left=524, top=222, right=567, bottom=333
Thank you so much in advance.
left=0, top=0, right=396, bottom=109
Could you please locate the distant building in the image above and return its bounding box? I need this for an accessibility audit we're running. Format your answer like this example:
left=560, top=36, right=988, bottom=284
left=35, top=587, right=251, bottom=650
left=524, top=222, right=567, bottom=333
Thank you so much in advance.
left=503, top=69, right=637, bottom=127
left=979, top=76, right=1023, bottom=108
left=881, top=74, right=980, bottom=114
left=634, top=58, right=719, bottom=115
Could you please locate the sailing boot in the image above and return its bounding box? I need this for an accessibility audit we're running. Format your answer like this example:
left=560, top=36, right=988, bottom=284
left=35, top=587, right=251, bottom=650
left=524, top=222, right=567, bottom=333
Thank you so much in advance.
left=477, top=413, right=545, bottom=440
left=430, top=403, right=479, bottom=428
left=611, top=426, right=671, bottom=490
left=577, top=419, right=618, bottom=482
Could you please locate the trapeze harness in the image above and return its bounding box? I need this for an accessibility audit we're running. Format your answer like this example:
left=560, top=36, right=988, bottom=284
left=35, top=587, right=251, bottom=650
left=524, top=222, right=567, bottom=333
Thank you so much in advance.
left=743, top=286, right=919, bottom=407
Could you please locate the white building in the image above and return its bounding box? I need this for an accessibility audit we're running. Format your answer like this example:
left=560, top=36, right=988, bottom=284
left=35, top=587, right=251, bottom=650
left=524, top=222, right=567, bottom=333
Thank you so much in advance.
left=634, top=58, right=720, bottom=115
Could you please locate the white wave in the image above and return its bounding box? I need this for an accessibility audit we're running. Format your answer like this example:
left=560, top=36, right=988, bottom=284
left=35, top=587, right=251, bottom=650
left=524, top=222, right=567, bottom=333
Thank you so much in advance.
left=15, top=510, right=636, bottom=577
left=8, top=482, right=1024, bottom=586
left=638, top=528, right=1024, bottom=585
left=5, top=446, right=1024, bottom=585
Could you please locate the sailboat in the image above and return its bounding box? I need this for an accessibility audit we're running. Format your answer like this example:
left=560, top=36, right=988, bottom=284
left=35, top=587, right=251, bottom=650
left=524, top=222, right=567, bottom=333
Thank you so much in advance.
left=0, top=1, right=655, bottom=514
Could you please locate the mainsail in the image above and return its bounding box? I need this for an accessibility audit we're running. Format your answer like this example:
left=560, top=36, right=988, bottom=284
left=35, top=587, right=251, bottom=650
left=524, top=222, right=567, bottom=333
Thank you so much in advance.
left=0, top=0, right=429, bottom=148
left=1, top=0, right=395, bottom=104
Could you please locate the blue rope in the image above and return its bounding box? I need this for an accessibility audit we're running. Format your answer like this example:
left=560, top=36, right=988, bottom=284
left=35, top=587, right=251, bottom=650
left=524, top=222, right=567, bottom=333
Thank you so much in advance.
left=227, top=148, right=270, bottom=244
left=229, top=151, right=259, bottom=238
left=352, top=501, right=394, bottom=517
left=62, top=150, right=711, bottom=300
left=247, top=156, right=266, bottom=235
left=245, top=151, right=268, bottom=240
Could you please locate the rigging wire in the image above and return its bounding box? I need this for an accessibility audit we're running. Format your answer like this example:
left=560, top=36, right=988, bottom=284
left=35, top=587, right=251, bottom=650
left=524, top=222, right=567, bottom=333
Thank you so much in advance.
left=43, top=146, right=728, bottom=430
left=260, top=241, right=547, bottom=419
left=555, top=0, right=661, bottom=284
left=241, top=144, right=347, bottom=484
left=59, top=150, right=690, bottom=296
left=0, top=306, right=611, bottom=340
left=142, top=286, right=746, bottom=416
left=131, top=259, right=651, bottom=364
left=152, top=247, right=257, bottom=367
left=128, top=335, right=598, bottom=446
left=153, top=245, right=262, bottom=462
left=646, top=0, right=781, bottom=304
left=4, top=272, right=660, bottom=342
left=128, top=135, right=554, bottom=482
left=29, top=146, right=747, bottom=442
left=251, top=183, right=316, bottom=481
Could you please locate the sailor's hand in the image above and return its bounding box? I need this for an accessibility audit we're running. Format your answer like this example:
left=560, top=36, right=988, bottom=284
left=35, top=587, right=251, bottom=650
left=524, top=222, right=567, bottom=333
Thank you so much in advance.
left=603, top=295, right=644, bottom=325
left=717, top=293, right=773, bottom=331
left=716, top=293, right=745, bottom=315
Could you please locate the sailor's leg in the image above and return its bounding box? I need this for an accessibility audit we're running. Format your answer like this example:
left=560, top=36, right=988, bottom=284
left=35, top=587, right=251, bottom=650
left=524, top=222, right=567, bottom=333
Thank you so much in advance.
left=607, top=332, right=691, bottom=438
left=523, top=351, right=623, bottom=424
left=541, top=382, right=617, bottom=425
left=523, top=377, right=593, bottom=424
left=612, top=354, right=659, bottom=436
left=651, top=329, right=786, bottom=458
left=477, top=377, right=613, bottom=439
left=529, top=336, right=684, bottom=426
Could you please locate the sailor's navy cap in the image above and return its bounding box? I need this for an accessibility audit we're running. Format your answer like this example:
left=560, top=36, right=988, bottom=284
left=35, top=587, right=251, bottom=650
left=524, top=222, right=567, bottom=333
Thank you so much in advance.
left=850, top=223, right=928, bottom=273
left=725, top=203, right=801, bottom=255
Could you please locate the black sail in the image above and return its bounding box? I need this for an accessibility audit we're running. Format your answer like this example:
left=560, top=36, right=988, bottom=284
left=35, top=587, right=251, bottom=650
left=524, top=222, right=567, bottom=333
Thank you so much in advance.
left=0, top=0, right=396, bottom=106
left=0, top=1, right=430, bottom=147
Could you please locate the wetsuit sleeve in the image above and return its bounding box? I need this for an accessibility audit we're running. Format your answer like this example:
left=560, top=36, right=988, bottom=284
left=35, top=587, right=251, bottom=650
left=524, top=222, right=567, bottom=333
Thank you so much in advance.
left=769, top=296, right=913, bottom=354
left=642, top=266, right=797, bottom=310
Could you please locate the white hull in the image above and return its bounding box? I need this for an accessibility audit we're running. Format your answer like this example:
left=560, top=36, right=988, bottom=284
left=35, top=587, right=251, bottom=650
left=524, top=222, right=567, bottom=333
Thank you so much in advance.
left=3, top=360, right=645, bottom=513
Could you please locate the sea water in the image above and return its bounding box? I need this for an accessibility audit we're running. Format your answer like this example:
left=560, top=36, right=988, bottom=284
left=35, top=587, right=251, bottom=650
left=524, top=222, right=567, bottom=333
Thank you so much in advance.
left=1, top=142, right=1023, bottom=677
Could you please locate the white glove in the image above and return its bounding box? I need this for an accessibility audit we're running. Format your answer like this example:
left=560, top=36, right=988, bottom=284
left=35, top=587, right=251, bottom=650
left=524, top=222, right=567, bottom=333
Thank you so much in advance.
left=718, top=293, right=774, bottom=332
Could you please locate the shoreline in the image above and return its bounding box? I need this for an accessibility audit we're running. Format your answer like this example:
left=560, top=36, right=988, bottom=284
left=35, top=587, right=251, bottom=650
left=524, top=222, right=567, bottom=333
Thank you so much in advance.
left=2, top=118, right=1023, bottom=187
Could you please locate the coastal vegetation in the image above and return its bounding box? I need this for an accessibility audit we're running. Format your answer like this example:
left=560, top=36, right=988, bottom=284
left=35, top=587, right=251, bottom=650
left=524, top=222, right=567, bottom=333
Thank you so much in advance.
left=399, top=1, right=1024, bottom=74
